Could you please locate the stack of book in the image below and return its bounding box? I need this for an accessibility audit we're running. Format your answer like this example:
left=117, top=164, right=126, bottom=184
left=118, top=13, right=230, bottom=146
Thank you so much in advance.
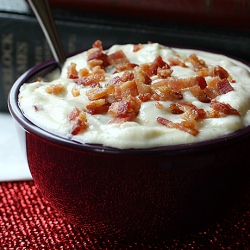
left=1, top=0, right=249, bottom=112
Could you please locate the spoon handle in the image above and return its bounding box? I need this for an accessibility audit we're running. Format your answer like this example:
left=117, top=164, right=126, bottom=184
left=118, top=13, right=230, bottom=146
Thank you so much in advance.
left=27, top=0, right=66, bottom=67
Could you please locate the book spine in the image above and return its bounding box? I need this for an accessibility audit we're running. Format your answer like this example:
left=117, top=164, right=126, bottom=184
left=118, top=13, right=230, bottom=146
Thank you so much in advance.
left=0, top=13, right=80, bottom=112
left=48, top=0, right=250, bottom=31
left=1, top=10, right=250, bottom=112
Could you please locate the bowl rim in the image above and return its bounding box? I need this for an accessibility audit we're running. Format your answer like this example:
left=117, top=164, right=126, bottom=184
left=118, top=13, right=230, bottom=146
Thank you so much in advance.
left=8, top=56, right=250, bottom=155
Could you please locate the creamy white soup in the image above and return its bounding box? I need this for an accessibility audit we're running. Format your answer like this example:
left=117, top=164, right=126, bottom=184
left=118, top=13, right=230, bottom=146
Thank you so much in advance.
left=18, top=40, right=250, bottom=149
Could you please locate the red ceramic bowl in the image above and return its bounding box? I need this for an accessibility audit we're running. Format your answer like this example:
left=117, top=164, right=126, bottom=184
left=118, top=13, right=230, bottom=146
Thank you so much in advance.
left=8, top=58, right=250, bottom=243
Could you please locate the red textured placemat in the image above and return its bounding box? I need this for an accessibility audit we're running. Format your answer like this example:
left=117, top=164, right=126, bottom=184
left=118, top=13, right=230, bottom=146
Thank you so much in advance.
left=0, top=181, right=249, bottom=249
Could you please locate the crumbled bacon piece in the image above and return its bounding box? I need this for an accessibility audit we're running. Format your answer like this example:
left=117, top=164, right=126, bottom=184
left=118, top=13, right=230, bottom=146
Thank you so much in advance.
left=74, top=76, right=100, bottom=87
left=155, top=101, right=163, bottom=109
left=134, top=66, right=152, bottom=95
left=86, top=87, right=108, bottom=101
left=78, top=68, right=90, bottom=78
left=190, top=85, right=212, bottom=103
left=91, top=66, right=105, bottom=82
left=157, top=65, right=173, bottom=78
left=157, top=117, right=199, bottom=136
left=107, top=50, right=137, bottom=71
left=185, top=53, right=207, bottom=71
left=46, top=83, right=64, bottom=94
left=121, top=71, right=135, bottom=82
left=169, top=102, right=200, bottom=121
left=71, top=86, right=80, bottom=97
left=67, top=62, right=78, bottom=79
left=168, top=56, right=187, bottom=67
left=213, top=65, right=229, bottom=79
left=86, top=99, right=109, bottom=115
left=210, top=100, right=240, bottom=116
left=151, top=80, right=183, bottom=101
left=108, top=95, right=141, bottom=122
left=68, top=107, right=88, bottom=135
left=87, top=40, right=109, bottom=69
left=215, top=78, right=234, bottom=95
left=148, top=56, right=168, bottom=76
left=138, top=93, right=152, bottom=102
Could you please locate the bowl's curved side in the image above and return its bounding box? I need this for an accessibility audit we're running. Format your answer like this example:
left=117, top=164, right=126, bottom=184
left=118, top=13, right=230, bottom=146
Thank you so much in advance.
left=25, top=129, right=249, bottom=242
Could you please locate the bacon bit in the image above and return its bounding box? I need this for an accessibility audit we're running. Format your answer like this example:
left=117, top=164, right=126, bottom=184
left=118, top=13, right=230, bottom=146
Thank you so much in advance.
left=68, top=107, right=80, bottom=121
left=210, top=100, right=240, bottom=116
left=207, top=76, right=221, bottom=88
left=157, top=65, right=173, bottom=78
left=215, top=78, right=234, bottom=95
left=185, top=53, right=207, bottom=71
left=169, top=102, right=200, bottom=121
left=213, top=65, right=229, bottom=79
left=121, top=71, right=134, bottom=82
left=108, top=95, right=141, bottom=122
left=157, top=117, right=199, bottom=136
left=86, top=99, right=109, bottom=115
left=106, top=76, right=123, bottom=86
left=87, top=40, right=109, bottom=69
left=149, top=56, right=167, bottom=76
left=88, top=59, right=103, bottom=69
left=196, top=76, right=207, bottom=89
left=86, top=87, right=108, bottom=101
left=87, top=48, right=102, bottom=62
left=133, top=43, right=143, bottom=52
left=92, top=66, right=106, bottom=82
left=155, top=101, right=163, bottom=109
left=71, top=86, right=80, bottom=97
left=78, top=68, right=90, bottom=78
left=190, top=85, right=212, bottom=103
left=196, top=67, right=213, bottom=77
left=67, top=62, right=78, bottom=79
left=112, top=80, right=139, bottom=101
left=138, top=63, right=151, bottom=76
left=68, top=107, right=88, bottom=135
left=120, top=80, right=139, bottom=98
left=138, top=93, right=152, bottom=102
left=168, top=56, right=187, bottom=67
left=134, top=67, right=152, bottom=95
left=46, top=83, right=64, bottom=94
left=161, top=77, right=201, bottom=92
left=74, top=76, right=100, bottom=87
left=92, top=39, right=102, bottom=49
left=107, top=50, right=137, bottom=71
left=134, top=66, right=152, bottom=85
left=151, top=80, right=183, bottom=100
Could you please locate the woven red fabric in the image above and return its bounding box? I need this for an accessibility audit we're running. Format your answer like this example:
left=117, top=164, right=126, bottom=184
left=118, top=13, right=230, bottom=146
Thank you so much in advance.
left=0, top=181, right=249, bottom=249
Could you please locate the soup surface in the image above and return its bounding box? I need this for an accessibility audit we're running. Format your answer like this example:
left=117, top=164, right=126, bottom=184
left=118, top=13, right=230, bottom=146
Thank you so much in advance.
left=18, top=40, right=250, bottom=149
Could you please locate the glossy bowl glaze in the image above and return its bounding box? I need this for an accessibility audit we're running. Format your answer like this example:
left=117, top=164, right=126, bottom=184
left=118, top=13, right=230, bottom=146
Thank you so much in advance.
left=8, top=59, right=250, bottom=242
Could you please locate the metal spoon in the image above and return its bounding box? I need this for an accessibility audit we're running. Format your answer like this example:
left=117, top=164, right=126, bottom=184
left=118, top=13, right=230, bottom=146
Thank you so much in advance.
left=27, top=0, right=66, bottom=68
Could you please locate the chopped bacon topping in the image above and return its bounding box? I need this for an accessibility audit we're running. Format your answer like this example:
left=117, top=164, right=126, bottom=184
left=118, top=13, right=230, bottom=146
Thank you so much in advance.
left=67, top=62, right=78, bottom=79
left=64, top=40, right=240, bottom=136
left=107, top=50, right=137, bottom=71
left=108, top=95, right=141, bottom=123
left=46, top=83, right=64, bottom=94
left=210, top=100, right=240, bottom=116
left=68, top=107, right=88, bottom=135
left=157, top=117, right=199, bottom=136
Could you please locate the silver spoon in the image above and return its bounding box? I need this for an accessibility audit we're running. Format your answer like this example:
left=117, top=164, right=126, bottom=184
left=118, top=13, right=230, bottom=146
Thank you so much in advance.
left=27, top=0, right=66, bottom=68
